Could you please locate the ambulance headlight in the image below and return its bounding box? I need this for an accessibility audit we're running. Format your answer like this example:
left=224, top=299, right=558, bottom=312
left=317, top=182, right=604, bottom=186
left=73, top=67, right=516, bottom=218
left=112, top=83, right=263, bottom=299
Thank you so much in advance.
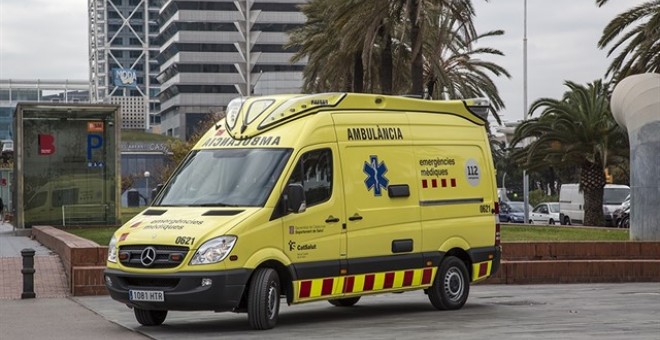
left=107, top=235, right=118, bottom=263
left=190, top=236, right=237, bottom=265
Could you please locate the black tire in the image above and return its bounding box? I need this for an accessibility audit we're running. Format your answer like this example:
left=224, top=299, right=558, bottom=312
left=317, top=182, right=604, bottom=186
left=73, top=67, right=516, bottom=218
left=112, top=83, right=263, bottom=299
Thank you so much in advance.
left=563, top=216, right=571, bottom=225
left=248, top=268, right=280, bottom=330
left=134, top=308, right=167, bottom=326
left=549, top=219, right=555, bottom=225
left=328, top=297, right=361, bottom=307
left=428, top=256, right=470, bottom=310
left=529, top=220, right=534, bottom=225
left=621, top=216, right=630, bottom=229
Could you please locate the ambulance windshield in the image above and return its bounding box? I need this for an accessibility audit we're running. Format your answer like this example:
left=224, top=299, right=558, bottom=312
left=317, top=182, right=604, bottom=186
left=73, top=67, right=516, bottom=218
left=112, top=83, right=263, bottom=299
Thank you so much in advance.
left=155, top=148, right=291, bottom=207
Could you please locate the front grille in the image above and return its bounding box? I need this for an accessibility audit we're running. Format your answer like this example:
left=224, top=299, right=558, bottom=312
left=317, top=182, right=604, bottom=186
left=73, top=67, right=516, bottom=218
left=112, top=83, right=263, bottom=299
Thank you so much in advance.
left=119, top=245, right=189, bottom=269
left=122, top=277, right=180, bottom=289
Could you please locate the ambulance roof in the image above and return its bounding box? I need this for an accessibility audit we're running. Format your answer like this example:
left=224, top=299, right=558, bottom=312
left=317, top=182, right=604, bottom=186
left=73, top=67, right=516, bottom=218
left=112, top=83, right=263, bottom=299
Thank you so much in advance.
left=220, top=93, right=489, bottom=140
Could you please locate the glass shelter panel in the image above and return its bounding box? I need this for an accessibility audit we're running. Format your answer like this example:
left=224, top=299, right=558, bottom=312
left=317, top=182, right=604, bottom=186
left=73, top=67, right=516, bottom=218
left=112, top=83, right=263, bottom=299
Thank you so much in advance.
left=16, top=103, right=120, bottom=227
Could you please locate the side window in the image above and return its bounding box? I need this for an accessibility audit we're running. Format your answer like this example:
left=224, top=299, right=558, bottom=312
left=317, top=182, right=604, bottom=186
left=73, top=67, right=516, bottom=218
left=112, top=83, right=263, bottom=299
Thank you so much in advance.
left=288, top=149, right=333, bottom=207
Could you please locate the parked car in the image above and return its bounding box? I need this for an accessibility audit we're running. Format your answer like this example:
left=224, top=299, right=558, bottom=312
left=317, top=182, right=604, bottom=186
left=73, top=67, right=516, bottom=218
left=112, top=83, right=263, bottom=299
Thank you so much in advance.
left=1, top=140, right=12, bottom=155
left=499, top=201, right=532, bottom=223
left=614, top=194, right=630, bottom=228
left=559, top=183, right=630, bottom=226
left=529, top=202, right=560, bottom=225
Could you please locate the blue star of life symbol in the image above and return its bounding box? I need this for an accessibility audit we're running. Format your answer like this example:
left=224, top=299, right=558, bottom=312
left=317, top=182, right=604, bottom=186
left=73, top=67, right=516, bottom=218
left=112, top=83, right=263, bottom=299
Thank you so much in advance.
left=363, top=155, right=389, bottom=196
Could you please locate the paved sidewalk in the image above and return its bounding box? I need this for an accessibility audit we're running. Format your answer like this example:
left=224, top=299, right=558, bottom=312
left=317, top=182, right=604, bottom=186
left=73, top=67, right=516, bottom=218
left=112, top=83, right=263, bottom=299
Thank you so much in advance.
left=0, top=222, right=148, bottom=338
left=0, top=222, right=68, bottom=299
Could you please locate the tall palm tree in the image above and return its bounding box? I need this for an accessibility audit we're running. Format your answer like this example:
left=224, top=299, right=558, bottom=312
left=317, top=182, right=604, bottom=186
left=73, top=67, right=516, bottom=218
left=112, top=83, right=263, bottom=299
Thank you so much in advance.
left=288, top=0, right=507, bottom=106
left=407, top=0, right=477, bottom=96
left=510, top=80, right=627, bottom=227
left=423, top=8, right=509, bottom=123
left=288, top=1, right=356, bottom=92
left=597, top=0, right=660, bottom=84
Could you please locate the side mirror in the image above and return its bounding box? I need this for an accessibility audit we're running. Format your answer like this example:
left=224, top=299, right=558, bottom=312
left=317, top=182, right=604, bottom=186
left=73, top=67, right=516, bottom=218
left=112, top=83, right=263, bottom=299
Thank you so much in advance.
left=285, top=183, right=306, bottom=214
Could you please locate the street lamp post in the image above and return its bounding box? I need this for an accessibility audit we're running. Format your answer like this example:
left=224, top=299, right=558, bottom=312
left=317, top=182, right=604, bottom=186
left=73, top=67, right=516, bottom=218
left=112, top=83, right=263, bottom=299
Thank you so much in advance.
left=144, top=171, right=150, bottom=205
left=522, top=0, right=530, bottom=223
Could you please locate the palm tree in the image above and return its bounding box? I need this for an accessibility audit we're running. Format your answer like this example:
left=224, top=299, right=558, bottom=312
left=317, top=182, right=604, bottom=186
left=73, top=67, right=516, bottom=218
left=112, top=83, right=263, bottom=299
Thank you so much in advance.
left=288, top=1, right=357, bottom=92
left=407, top=0, right=477, bottom=95
left=288, top=0, right=508, bottom=111
left=423, top=8, right=510, bottom=123
left=597, top=0, right=660, bottom=84
left=510, top=80, right=627, bottom=227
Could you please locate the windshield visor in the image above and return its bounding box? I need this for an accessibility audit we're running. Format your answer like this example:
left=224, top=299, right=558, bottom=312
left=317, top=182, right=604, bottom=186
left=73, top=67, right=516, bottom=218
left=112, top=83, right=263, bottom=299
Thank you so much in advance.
left=156, top=148, right=291, bottom=207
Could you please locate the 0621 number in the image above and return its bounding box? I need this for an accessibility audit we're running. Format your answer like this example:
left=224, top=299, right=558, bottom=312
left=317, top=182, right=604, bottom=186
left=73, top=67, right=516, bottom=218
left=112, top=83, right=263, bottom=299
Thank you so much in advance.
left=175, top=236, right=195, bottom=245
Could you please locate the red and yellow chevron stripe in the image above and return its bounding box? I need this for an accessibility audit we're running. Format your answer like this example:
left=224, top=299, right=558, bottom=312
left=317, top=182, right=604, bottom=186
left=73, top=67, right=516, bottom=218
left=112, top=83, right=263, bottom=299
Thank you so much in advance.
left=471, top=260, right=493, bottom=282
left=294, top=267, right=437, bottom=303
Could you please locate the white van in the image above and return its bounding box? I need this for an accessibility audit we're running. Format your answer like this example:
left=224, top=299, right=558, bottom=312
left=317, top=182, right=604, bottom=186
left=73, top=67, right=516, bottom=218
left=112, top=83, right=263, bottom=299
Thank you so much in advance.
left=559, top=183, right=630, bottom=226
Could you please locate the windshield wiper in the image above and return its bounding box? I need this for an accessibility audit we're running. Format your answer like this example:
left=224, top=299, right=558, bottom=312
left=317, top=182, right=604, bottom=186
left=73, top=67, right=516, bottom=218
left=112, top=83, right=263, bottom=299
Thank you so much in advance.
left=195, top=202, right=241, bottom=207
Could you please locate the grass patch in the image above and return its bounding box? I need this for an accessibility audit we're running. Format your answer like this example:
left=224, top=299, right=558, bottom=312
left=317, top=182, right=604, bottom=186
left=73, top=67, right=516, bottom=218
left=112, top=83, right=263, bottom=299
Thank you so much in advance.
left=68, top=220, right=630, bottom=246
left=66, top=207, right=145, bottom=245
left=66, top=227, right=118, bottom=246
left=501, top=224, right=629, bottom=241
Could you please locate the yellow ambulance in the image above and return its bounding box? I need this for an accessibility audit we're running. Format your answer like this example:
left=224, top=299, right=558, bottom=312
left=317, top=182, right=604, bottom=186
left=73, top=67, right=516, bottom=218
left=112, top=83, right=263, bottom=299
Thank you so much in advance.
left=104, top=93, right=501, bottom=330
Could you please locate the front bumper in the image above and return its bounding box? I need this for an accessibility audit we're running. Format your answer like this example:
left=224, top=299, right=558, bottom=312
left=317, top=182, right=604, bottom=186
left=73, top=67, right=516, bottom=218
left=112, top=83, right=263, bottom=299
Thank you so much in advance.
left=104, top=268, right=251, bottom=312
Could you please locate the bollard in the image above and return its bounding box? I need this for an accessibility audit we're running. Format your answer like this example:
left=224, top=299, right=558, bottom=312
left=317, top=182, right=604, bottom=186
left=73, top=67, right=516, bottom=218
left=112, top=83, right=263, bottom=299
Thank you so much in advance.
left=21, top=248, right=36, bottom=299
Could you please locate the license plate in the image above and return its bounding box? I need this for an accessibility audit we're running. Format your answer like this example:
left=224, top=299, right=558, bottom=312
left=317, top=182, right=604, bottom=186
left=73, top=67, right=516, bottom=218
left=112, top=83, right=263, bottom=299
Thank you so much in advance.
left=129, top=290, right=164, bottom=302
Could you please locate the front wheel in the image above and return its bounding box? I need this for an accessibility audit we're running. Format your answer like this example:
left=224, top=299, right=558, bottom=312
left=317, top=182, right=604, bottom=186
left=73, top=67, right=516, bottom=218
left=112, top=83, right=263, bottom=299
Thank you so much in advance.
left=428, top=256, right=470, bottom=310
left=247, top=268, right=280, bottom=330
left=549, top=219, right=555, bottom=225
left=134, top=308, right=167, bottom=326
left=620, top=216, right=630, bottom=229
left=329, top=297, right=361, bottom=307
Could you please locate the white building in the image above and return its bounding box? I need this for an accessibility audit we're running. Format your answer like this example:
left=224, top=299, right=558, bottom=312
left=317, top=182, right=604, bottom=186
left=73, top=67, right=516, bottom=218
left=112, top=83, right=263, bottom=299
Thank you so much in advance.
left=157, top=0, right=308, bottom=139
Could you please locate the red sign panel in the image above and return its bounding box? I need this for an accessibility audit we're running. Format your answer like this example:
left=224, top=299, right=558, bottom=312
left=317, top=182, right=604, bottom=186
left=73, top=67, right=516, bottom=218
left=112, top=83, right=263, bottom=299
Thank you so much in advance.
left=38, top=134, right=56, bottom=155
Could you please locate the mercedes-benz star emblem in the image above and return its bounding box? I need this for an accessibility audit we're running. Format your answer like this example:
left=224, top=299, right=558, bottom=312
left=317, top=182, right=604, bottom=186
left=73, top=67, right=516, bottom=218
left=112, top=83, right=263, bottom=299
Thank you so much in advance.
left=140, top=246, right=157, bottom=267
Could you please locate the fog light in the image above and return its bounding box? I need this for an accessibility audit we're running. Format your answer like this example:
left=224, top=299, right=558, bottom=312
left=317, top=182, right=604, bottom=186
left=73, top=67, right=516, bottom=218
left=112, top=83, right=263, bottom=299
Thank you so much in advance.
left=201, top=278, right=213, bottom=287
left=105, top=275, right=112, bottom=287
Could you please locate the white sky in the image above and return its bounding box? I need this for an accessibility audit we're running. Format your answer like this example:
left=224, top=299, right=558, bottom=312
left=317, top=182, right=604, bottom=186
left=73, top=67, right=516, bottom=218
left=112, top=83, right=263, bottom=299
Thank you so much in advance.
left=0, top=0, right=646, bottom=122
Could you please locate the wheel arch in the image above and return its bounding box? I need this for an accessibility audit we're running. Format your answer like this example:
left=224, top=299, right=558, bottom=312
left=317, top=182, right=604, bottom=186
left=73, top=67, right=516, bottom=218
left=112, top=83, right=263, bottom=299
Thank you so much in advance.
left=438, top=237, right=472, bottom=278
left=238, top=258, right=294, bottom=311
left=442, top=247, right=472, bottom=279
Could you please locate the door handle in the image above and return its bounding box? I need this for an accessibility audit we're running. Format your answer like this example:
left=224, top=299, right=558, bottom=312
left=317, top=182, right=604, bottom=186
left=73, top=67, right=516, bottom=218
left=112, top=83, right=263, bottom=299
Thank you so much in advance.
left=348, top=214, right=363, bottom=221
left=325, top=216, right=340, bottom=223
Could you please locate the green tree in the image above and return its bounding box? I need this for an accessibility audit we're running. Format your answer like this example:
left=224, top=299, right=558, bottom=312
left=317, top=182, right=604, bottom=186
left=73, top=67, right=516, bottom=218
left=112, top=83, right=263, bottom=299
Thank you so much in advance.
left=288, top=0, right=508, bottom=122
left=597, top=0, right=660, bottom=84
left=423, top=8, right=510, bottom=121
left=159, top=115, right=220, bottom=183
left=510, top=80, right=628, bottom=227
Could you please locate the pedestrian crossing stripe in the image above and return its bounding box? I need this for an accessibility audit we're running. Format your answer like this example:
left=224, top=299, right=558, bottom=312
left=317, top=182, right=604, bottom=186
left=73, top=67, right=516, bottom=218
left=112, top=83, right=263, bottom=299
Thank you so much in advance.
left=294, top=267, right=437, bottom=302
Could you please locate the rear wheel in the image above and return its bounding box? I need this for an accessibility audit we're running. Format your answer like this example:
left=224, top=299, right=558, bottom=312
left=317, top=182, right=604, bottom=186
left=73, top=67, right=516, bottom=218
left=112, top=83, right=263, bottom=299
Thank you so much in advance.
left=529, top=220, right=534, bottom=225
left=134, top=308, right=167, bottom=326
left=328, top=297, right=361, bottom=307
left=247, top=268, right=280, bottom=330
left=563, top=216, right=571, bottom=225
left=549, top=219, right=555, bottom=225
left=428, top=256, right=469, bottom=310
